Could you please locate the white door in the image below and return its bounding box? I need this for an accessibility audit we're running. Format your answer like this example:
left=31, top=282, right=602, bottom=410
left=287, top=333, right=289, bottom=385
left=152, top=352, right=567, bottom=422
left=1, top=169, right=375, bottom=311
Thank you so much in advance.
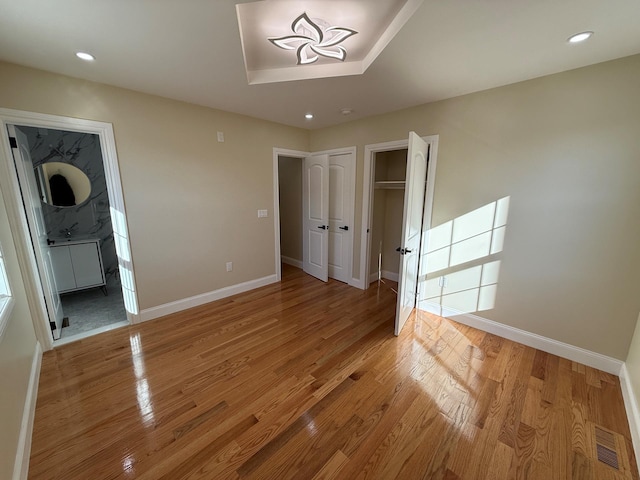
left=328, top=153, right=354, bottom=284
left=395, top=132, right=429, bottom=335
left=303, top=154, right=329, bottom=282
left=9, top=125, right=65, bottom=339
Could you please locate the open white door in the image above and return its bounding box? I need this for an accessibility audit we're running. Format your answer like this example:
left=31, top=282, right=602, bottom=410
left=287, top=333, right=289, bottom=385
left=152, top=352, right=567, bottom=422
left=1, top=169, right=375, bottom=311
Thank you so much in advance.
left=9, top=125, right=65, bottom=339
left=395, top=132, right=429, bottom=335
left=303, top=154, right=329, bottom=282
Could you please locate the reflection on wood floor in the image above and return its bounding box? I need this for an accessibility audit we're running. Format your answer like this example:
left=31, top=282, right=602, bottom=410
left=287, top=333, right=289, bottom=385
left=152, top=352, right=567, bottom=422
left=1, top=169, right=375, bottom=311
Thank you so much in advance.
left=29, top=265, right=638, bottom=479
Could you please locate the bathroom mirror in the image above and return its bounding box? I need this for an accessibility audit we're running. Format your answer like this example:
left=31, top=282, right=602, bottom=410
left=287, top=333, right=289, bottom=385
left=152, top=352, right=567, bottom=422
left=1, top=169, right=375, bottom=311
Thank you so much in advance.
left=34, top=162, right=91, bottom=207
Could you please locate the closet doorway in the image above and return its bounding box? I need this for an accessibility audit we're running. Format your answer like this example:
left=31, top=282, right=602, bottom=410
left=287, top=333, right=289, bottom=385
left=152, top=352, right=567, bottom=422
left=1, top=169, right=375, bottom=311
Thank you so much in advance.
left=361, top=133, right=438, bottom=334
left=274, top=147, right=356, bottom=286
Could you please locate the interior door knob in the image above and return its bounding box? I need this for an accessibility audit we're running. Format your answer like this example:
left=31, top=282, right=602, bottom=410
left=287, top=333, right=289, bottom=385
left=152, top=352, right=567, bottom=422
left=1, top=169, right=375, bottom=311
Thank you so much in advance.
left=317, top=225, right=328, bottom=230
left=339, top=226, right=349, bottom=231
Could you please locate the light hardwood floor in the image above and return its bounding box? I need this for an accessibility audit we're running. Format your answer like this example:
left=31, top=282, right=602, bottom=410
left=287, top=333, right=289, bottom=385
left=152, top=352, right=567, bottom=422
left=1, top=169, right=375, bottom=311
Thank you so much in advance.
left=29, top=265, right=638, bottom=479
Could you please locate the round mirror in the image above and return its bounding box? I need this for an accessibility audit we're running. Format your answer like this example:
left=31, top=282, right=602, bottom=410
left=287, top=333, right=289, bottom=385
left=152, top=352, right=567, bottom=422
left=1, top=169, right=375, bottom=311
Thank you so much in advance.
left=34, top=162, right=91, bottom=207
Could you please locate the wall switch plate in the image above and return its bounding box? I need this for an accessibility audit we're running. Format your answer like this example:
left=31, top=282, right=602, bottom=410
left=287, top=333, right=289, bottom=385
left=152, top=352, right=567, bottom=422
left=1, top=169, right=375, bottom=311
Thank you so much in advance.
left=257, top=209, right=268, bottom=218
left=217, top=131, right=225, bottom=142
left=226, top=262, right=233, bottom=272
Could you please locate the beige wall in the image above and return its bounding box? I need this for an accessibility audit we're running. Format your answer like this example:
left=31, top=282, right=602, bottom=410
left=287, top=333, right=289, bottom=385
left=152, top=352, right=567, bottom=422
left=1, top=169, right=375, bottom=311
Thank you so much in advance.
left=0, top=54, right=638, bottom=368
left=0, top=190, right=38, bottom=480
left=311, top=55, right=640, bottom=360
left=0, top=62, right=309, bottom=311
left=278, top=156, right=302, bottom=262
left=382, top=190, right=404, bottom=274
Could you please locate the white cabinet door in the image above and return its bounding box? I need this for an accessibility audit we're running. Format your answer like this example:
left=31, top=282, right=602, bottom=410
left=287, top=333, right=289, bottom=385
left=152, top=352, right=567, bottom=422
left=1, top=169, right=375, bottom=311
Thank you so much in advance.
left=50, top=246, right=76, bottom=292
left=50, top=241, right=105, bottom=293
left=395, top=132, right=429, bottom=336
left=70, top=242, right=104, bottom=288
left=303, top=155, right=329, bottom=282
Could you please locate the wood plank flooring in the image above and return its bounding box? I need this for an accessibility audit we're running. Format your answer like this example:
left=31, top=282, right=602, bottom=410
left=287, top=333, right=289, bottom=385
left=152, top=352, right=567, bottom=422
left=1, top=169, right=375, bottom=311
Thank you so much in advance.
left=29, top=265, right=638, bottom=479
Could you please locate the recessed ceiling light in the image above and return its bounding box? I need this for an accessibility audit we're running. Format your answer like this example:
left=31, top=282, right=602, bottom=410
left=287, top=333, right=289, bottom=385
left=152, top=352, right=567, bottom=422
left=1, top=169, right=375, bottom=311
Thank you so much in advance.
left=305, top=113, right=314, bottom=119
left=568, top=31, right=593, bottom=44
left=75, top=52, right=95, bottom=61
left=340, top=108, right=353, bottom=116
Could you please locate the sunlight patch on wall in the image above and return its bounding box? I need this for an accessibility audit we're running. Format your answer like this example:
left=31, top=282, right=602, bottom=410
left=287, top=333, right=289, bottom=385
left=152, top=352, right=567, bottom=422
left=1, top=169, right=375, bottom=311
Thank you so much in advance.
left=424, top=197, right=509, bottom=274
left=111, top=206, right=138, bottom=315
left=421, top=261, right=501, bottom=316
left=420, top=197, right=510, bottom=317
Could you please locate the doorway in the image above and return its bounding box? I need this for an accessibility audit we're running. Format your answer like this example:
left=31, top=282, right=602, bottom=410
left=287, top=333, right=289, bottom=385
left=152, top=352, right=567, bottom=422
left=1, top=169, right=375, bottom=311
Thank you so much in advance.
left=367, top=148, right=408, bottom=285
left=13, top=125, right=127, bottom=341
left=0, top=108, right=139, bottom=350
left=361, top=134, right=439, bottom=334
left=273, top=147, right=356, bottom=286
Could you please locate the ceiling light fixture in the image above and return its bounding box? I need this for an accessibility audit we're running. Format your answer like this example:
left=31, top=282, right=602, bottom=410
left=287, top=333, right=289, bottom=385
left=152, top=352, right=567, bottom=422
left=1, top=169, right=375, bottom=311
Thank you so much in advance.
left=75, top=52, right=95, bottom=61
left=269, top=13, right=358, bottom=65
left=305, top=113, right=314, bottom=120
left=340, top=108, right=353, bottom=116
left=237, top=0, right=424, bottom=85
left=568, top=31, right=593, bottom=44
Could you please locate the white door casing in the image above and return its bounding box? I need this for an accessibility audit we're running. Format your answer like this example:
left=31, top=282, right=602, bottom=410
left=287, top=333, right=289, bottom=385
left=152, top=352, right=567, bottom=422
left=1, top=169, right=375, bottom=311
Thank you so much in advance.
left=9, top=125, right=65, bottom=339
left=303, top=154, right=329, bottom=282
left=395, top=132, right=429, bottom=335
left=328, top=153, right=354, bottom=284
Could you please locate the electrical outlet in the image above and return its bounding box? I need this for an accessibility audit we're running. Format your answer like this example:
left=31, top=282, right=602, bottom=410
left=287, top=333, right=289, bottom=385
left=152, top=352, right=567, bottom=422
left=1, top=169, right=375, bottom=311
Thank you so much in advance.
left=257, top=209, right=268, bottom=218
left=217, top=131, right=225, bottom=142
left=226, top=262, right=233, bottom=272
left=438, top=276, right=448, bottom=288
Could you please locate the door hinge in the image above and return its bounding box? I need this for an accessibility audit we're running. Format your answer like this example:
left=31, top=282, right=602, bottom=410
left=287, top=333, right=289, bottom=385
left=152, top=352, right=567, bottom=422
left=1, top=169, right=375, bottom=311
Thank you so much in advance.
left=9, top=136, right=17, bottom=148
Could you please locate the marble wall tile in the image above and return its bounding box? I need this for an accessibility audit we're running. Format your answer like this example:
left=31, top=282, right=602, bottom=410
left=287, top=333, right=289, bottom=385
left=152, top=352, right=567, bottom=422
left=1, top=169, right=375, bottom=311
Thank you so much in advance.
left=21, top=127, right=119, bottom=282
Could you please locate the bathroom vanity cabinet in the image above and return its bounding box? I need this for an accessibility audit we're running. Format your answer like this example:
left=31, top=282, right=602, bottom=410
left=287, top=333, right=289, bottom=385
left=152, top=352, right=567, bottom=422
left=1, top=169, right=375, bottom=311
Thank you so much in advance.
left=50, top=239, right=106, bottom=294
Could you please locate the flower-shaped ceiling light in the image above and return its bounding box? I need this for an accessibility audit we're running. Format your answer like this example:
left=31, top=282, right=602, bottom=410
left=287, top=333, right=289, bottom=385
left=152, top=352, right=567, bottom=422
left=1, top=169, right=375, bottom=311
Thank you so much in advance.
left=236, top=0, right=424, bottom=84
left=269, top=13, right=358, bottom=65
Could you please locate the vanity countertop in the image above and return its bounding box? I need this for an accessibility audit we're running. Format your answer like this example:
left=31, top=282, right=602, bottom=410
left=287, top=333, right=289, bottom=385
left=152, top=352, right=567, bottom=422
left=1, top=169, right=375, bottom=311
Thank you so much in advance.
left=49, top=238, right=100, bottom=246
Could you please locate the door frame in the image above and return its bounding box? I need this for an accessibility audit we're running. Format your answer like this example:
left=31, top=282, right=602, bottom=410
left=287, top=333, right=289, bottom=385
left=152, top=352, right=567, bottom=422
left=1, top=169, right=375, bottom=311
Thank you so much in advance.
left=272, top=146, right=357, bottom=285
left=273, top=148, right=309, bottom=282
left=0, top=108, right=140, bottom=351
left=359, top=135, right=439, bottom=291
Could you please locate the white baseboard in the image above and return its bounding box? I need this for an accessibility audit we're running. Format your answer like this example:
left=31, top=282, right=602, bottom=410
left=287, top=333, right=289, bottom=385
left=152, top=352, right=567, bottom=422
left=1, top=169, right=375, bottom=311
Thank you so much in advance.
left=281, top=256, right=303, bottom=269
left=419, top=302, right=623, bottom=375
left=13, top=341, right=42, bottom=480
left=619, top=364, right=640, bottom=463
left=381, top=270, right=399, bottom=282
left=138, top=274, right=278, bottom=323
left=368, top=270, right=399, bottom=284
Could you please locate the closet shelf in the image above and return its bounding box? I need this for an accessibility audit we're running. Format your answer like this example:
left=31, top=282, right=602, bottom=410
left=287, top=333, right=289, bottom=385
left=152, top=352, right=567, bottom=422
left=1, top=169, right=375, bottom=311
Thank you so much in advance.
left=374, top=180, right=405, bottom=190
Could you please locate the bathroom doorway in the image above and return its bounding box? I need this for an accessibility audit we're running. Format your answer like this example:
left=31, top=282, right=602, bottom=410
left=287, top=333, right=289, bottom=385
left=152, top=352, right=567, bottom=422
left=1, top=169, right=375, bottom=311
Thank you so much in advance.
left=22, top=126, right=128, bottom=341
left=0, top=108, right=139, bottom=348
